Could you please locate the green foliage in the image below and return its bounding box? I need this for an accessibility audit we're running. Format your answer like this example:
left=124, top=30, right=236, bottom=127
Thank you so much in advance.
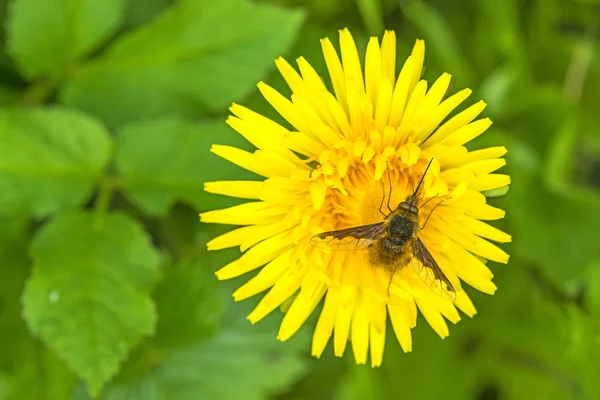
left=115, top=117, right=255, bottom=216
left=23, top=211, right=160, bottom=396
left=1, top=0, right=600, bottom=399
left=0, top=108, right=112, bottom=217
left=73, top=324, right=307, bottom=400
left=60, top=0, right=305, bottom=127
left=0, top=222, right=76, bottom=400
left=152, top=257, right=224, bottom=349
left=7, top=0, right=125, bottom=79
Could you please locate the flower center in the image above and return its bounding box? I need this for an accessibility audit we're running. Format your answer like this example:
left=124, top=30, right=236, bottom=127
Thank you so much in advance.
left=323, top=161, right=415, bottom=230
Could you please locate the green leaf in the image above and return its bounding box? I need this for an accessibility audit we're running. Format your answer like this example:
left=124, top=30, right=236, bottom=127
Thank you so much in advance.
left=23, top=211, right=160, bottom=397
left=6, top=0, right=125, bottom=80
left=71, top=243, right=309, bottom=400
left=0, top=236, right=77, bottom=400
left=152, top=257, right=224, bottom=350
left=73, top=323, right=308, bottom=400
left=0, top=214, right=27, bottom=251
left=60, top=0, right=305, bottom=127
left=0, top=240, right=31, bottom=374
left=116, top=117, right=256, bottom=216
left=123, top=0, right=172, bottom=29
left=240, top=21, right=337, bottom=124
left=0, top=0, right=15, bottom=72
left=585, top=260, right=600, bottom=318
left=0, top=107, right=113, bottom=218
left=0, top=86, right=22, bottom=107
left=0, top=341, right=76, bottom=400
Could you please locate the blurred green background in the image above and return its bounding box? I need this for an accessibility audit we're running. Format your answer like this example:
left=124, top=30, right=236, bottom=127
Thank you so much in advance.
left=1, top=0, right=600, bottom=399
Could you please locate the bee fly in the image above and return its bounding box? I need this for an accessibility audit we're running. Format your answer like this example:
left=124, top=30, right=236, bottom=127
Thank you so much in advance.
left=310, top=159, right=456, bottom=301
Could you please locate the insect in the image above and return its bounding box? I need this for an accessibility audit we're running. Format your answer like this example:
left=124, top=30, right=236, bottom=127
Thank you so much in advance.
left=309, top=159, right=456, bottom=302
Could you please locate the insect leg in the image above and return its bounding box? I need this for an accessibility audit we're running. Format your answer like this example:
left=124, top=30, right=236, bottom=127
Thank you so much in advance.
left=378, top=175, right=387, bottom=217
left=418, top=194, right=439, bottom=210
left=421, top=198, right=445, bottom=230
left=387, top=271, right=395, bottom=298
left=386, top=168, right=393, bottom=213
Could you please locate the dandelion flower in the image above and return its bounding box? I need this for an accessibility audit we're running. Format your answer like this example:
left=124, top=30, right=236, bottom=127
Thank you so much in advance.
left=200, top=29, right=511, bottom=366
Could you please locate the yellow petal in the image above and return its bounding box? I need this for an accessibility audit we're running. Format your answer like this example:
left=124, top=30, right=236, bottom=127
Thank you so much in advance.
left=408, top=39, right=425, bottom=96
left=296, top=57, right=340, bottom=130
left=258, top=82, right=313, bottom=133
left=374, top=78, right=393, bottom=130
left=468, top=203, right=505, bottom=220
left=418, top=88, right=472, bottom=144
left=207, top=222, right=289, bottom=251
left=321, top=37, right=348, bottom=114
left=369, top=322, right=386, bottom=367
left=442, top=118, right=493, bottom=146
left=248, top=269, right=305, bottom=324
left=445, top=146, right=507, bottom=168
left=310, top=180, right=327, bottom=210
left=351, top=292, right=369, bottom=364
left=430, top=100, right=487, bottom=143
left=388, top=55, right=415, bottom=127
left=416, top=299, right=449, bottom=339
left=333, top=285, right=357, bottom=356
left=412, top=73, right=452, bottom=128
left=211, top=145, right=299, bottom=178
left=321, top=92, right=353, bottom=138
left=470, top=174, right=511, bottom=192
left=463, top=158, right=506, bottom=175
left=233, top=249, right=293, bottom=300
left=275, top=57, right=304, bottom=93
left=297, top=57, right=326, bottom=91
left=312, top=290, right=338, bottom=358
left=388, top=304, right=412, bottom=352
left=200, top=202, right=289, bottom=225
left=284, top=132, right=324, bottom=157
left=210, top=145, right=271, bottom=177
left=340, top=28, right=365, bottom=95
left=204, top=180, right=263, bottom=199
left=215, top=231, right=293, bottom=279
left=455, top=290, right=477, bottom=318
left=279, top=280, right=327, bottom=341
left=462, top=216, right=512, bottom=243
left=365, top=37, right=381, bottom=110
left=398, top=80, right=428, bottom=137
left=380, top=30, right=396, bottom=84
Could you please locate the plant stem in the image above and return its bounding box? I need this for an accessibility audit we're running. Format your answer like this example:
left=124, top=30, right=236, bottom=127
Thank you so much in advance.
left=93, top=177, right=115, bottom=228
left=21, top=79, right=59, bottom=107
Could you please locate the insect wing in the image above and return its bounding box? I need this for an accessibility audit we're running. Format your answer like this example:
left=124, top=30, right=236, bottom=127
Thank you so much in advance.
left=411, top=238, right=456, bottom=302
left=310, top=223, right=385, bottom=251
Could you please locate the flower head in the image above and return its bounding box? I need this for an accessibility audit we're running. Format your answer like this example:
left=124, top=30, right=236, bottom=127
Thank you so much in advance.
left=200, top=29, right=510, bottom=366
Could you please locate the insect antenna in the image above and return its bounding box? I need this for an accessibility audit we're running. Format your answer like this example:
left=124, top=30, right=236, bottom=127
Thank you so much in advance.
left=421, top=198, right=445, bottom=230
left=411, top=158, right=435, bottom=200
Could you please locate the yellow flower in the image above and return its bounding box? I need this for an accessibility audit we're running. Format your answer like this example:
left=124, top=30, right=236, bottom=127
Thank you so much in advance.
left=200, top=28, right=511, bottom=366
